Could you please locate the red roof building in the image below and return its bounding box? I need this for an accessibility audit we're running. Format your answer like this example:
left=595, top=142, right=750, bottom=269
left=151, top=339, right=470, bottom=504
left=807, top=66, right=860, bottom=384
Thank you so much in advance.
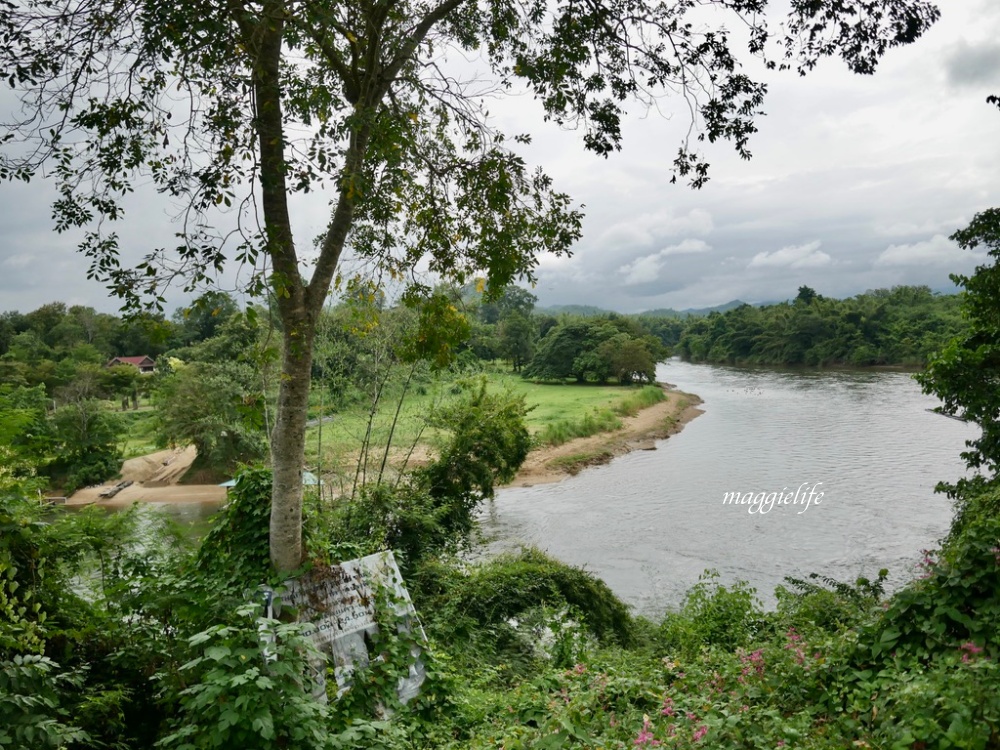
left=107, top=356, right=156, bottom=373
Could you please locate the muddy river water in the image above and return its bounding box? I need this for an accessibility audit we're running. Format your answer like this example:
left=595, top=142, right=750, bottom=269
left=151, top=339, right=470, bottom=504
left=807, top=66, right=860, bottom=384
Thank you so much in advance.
left=477, top=360, right=978, bottom=617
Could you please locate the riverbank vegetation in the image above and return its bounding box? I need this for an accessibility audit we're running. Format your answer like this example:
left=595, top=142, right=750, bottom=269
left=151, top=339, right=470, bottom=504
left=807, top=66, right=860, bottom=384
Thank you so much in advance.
left=0, top=282, right=685, bottom=494
left=3, top=417, right=999, bottom=748
left=675, top=285, right=964, bottom=367
left=4, top=247, right=1000, bottom=745
left=0, top=281, right=968, bottom=492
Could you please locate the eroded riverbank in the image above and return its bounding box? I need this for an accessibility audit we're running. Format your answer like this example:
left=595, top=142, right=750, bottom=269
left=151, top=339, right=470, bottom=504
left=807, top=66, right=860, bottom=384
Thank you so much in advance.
left=504, top=385, right=703, bottom=487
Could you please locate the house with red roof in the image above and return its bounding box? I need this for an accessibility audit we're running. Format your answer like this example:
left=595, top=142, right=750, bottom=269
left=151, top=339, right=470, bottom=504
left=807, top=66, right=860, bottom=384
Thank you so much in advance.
left=107, top=355, right=156, bottom=374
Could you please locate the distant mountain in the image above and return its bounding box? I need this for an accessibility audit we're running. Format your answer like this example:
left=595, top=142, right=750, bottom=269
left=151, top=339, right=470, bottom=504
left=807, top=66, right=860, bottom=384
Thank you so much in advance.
left=639, top=300, right=751, bottom=318
left=536, top=304, right=617, bottom=317
left=681, top=300, right=750, bottom=315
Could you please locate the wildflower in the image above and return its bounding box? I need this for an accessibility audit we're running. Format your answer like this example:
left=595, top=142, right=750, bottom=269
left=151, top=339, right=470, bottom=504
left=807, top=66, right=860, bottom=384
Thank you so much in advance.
left=634, top=715, right=661, bottom=747
left=738, top=647, right=766, bottom=682
left=692, top=724, right=708, bottom=742
left=960, top=642, right=985, bottom=663
left=573, top=663, right=587, bottom=675
left=661, top=696, right=675, bottom=717
left=917, top=549, right=937, bottom=579
left=784, top=628, right=807, bottom=665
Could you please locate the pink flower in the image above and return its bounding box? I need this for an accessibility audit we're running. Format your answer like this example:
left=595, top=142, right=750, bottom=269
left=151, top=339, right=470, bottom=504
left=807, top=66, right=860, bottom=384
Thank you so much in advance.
left=661, top=696, right=675, bottom=717
left=634, top=716, right=661, bottom=747
left=960, top=642, right=985, bottom=663
left=633, top=729, right=660, bottom=746
left=739, top=648, right=766, bottom=678
left=692, top=725, right=708, bottom=742
left=784, top=630, right=807, bottom=665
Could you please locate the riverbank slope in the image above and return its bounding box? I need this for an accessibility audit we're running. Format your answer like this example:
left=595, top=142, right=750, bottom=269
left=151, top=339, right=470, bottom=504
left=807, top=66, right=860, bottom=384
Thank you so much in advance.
left=505, top=386, right=703, bottom=487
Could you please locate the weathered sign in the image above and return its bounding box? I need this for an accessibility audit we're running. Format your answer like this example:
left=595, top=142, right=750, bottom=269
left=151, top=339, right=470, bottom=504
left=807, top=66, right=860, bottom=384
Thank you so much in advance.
left=275, top=551, right=426, bottom=704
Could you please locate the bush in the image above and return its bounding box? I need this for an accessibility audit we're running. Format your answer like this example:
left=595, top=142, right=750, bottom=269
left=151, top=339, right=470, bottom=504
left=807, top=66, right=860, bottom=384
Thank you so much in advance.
left=157, top=603, right=331, bottom=750
left=196, top=467, right=274, bottom=589
left=425, top=548, right=634, bottom=648
left=0, top=655, right=90, bottom=749
left=658, top=571, right=763, bottom=656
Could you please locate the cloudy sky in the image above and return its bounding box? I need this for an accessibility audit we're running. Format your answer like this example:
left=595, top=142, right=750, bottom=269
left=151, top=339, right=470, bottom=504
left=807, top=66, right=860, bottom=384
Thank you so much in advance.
left=1, top=0, right=999, bottom=316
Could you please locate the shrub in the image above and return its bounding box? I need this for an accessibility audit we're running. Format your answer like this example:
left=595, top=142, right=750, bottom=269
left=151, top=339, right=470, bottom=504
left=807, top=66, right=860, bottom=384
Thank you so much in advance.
left=196, top=467, right=274, bottom=589
left=658, top=571, right=763, bottom=656
left=0, top=655, right=90, bottom=749
left=427, top=548, right=634, bottom=647
left=156, top=603, right=331, bottom=750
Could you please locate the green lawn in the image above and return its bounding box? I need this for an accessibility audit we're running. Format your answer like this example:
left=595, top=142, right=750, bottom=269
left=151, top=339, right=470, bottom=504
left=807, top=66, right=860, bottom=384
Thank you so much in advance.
left=301, top=368, right=664, bottom=476
left=115, top=366, right=664, bottom=478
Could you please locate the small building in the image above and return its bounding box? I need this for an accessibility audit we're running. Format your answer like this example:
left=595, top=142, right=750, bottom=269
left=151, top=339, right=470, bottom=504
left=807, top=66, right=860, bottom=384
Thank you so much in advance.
left=107, top=355, right=156, bottom=374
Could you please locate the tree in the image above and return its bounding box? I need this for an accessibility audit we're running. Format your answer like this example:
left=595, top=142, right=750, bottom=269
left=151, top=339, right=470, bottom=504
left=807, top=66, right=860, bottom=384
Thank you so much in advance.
left=917, top=208, right=1000, bottom=474
left=0, top=0, right=940, bottom=573
left=525, top=320, right=594, bottom=382
left=598, top=334, right=657, bottom=385
left=155, top=361, right=269, bottom=476
left=48, top=382, right=126, bottom=491
left=172, top=292, right=242, bottom=347
left=795, top=286, right=819, bottom=305
left=498, top=312, right=537, bottom=372
left=101, top=364, right=142, bottom=410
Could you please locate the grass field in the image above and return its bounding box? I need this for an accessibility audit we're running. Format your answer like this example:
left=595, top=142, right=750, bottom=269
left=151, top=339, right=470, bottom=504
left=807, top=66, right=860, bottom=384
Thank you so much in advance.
left=115, top=366, right=667, bottom=482
left=301, top=368, right=666, bottom=478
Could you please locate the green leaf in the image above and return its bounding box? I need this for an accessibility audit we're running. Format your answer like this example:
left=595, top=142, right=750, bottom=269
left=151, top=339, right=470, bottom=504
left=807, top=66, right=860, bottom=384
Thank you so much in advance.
left=204, top=645, right=231, bottom=661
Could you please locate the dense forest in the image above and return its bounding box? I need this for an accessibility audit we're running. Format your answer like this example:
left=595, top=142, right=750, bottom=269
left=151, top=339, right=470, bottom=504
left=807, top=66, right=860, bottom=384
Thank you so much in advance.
left=0, top=283, right=969, bottom=494
left=674, top=285, right=964, bottom=367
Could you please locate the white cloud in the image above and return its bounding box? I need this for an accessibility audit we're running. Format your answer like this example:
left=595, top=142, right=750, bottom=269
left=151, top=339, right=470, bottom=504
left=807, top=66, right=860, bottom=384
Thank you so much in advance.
left=660, top=238, right=711, bottom=256
left=874, top=217, right=966, bottom=237
left=874, top=234, right=985, bottom=267
left=748, top=241, right=831, bottom=270
left=597, top=208, right=713, bottom=250
left=618, top=239, right=711, bottom=285
left=2, top=254, right=33, bottom=269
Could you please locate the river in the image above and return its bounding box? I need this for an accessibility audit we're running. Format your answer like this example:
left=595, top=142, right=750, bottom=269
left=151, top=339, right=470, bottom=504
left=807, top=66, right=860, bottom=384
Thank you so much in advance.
left=477, top=360, right=979, bottom=617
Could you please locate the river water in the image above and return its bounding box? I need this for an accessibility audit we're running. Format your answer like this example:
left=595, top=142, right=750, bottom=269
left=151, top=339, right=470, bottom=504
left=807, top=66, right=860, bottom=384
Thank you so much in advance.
left=477, top=360, right=978, bottom=617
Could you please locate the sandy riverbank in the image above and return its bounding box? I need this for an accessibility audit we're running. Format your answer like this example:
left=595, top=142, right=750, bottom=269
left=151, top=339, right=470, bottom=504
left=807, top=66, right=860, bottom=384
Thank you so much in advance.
left=65, top=384, right=702, bottom=505
left=503, top=385, right=703, bottom=488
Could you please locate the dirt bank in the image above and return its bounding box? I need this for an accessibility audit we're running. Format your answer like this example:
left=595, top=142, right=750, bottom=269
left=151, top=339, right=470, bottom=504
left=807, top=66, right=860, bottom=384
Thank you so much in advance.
left=504, top=386, right=703, bottom=488
left=66, top=385, right=702, bottom=506
left=66, top=445, right=226, bottom=507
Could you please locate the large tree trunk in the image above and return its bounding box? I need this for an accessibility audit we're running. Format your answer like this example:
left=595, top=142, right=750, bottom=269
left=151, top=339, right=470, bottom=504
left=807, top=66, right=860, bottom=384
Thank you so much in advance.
left=269, top=318, right=316, bottom=572
left=247, top=0, right=379, bottom=574
left=251, top=4, right=314, bottom=574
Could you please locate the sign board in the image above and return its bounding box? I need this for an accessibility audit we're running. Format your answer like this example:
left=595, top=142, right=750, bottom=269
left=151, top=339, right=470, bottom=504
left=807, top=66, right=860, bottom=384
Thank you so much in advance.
left=277, top=551, right=426, bottom=704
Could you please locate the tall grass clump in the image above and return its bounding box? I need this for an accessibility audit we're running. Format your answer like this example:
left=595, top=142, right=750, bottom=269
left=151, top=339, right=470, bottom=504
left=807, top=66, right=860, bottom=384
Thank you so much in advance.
left=536, top=408, right=622, bottom=446
left=612, top=385, right=667, bottom=417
